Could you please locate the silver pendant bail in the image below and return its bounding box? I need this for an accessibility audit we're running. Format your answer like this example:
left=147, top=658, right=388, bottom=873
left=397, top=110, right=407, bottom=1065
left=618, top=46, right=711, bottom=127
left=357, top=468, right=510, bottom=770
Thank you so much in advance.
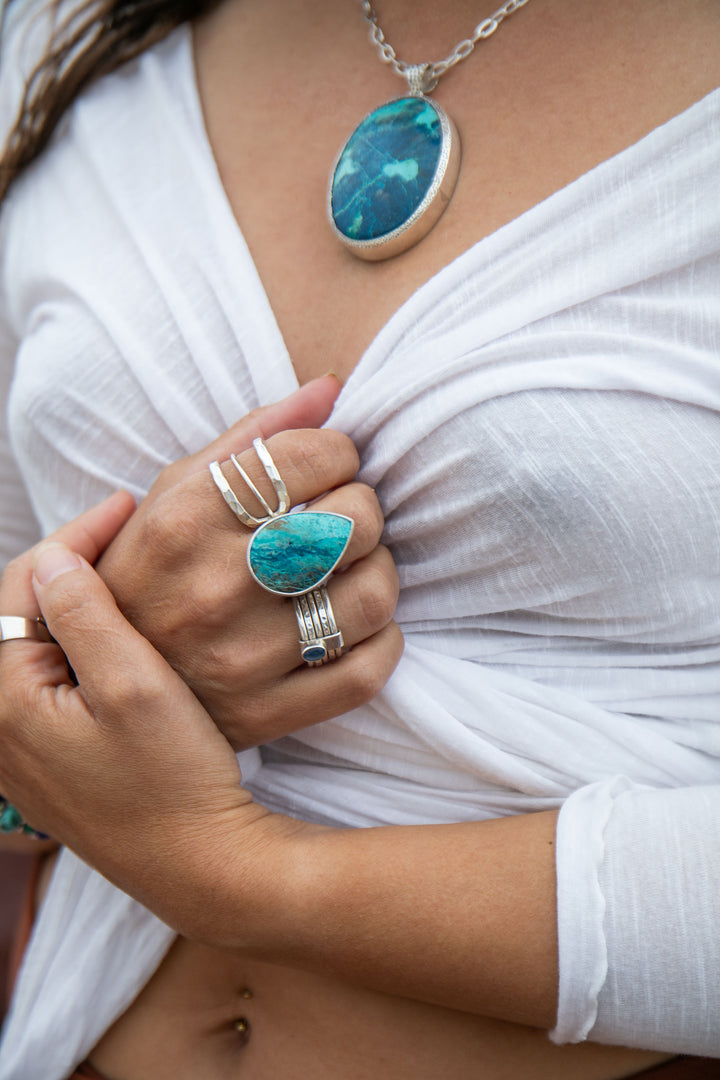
left=405, top=63, right=439, bottom=96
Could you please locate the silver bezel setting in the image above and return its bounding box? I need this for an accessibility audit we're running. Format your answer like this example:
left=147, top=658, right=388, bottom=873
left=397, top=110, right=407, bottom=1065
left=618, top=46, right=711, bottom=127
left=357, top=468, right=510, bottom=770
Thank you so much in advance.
left=246, top=512, right=355, bottom=597
left=328, top=96, right=462, bottom=262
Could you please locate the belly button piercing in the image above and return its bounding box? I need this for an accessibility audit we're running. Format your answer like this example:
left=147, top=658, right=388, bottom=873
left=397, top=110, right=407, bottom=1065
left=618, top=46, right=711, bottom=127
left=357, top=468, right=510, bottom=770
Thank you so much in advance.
left=232, top=1017, right=250, bottom=1042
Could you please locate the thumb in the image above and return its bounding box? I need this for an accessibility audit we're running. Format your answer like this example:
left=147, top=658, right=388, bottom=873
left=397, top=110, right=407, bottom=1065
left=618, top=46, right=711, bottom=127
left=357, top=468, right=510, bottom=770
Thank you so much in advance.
left=31, top=541, right=172, bottom=699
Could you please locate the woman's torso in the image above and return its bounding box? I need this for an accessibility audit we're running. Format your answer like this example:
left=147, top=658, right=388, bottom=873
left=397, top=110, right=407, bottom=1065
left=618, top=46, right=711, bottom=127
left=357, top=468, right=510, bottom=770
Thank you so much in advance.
left=6, top=0, right=720, bottom=1075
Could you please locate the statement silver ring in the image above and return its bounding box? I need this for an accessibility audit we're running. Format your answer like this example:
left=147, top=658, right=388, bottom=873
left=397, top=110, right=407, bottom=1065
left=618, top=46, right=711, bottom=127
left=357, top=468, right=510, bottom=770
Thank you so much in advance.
left=0, top=616, right=54, bottom=644
left=294, top=588, right=344, bottom=666
left=209, top=437, right=291, bottom=529
left=210, top=438, right=354, bottom=598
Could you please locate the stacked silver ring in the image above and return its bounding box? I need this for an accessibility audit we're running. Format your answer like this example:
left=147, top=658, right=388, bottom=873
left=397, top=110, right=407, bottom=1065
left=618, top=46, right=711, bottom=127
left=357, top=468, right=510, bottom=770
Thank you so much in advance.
left=294, top=588, right=344, bottom=666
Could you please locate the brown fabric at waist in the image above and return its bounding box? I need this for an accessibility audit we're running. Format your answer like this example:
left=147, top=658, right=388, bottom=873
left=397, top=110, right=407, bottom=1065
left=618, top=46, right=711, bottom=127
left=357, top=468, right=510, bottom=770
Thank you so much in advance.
left=632, top=1056, right=720, bottom=1078
left=70, top=1064, right=115, bottom=1080
left=64, top=1050, right=720, bottom=1078
left=5, top=854, right=43, bottom=1001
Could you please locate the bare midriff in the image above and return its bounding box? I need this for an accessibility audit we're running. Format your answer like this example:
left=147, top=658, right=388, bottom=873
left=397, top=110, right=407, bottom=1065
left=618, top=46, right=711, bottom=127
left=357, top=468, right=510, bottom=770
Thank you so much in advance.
left=28, top=851, right=671, bottom=1080
left=87, top=935, right=673, bottom=1080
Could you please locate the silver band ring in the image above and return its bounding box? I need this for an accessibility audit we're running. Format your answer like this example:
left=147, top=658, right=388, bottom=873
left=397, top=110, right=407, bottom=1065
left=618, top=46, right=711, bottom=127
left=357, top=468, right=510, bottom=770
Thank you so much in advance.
left=209, top=437, right=291, bottom=529
left=0, top=616, right=54, bottom=644
left=294, top=588, right=344, bottom=667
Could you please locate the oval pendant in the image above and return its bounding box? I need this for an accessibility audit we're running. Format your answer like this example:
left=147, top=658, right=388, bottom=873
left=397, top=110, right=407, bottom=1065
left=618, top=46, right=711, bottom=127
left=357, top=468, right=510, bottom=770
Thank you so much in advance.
left=328, top=96, right=461, bottom=261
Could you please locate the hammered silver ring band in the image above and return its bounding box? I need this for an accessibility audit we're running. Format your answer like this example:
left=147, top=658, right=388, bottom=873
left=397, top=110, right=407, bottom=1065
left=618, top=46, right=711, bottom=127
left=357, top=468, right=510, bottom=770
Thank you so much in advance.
left=209, top=437, right=291, bottom=530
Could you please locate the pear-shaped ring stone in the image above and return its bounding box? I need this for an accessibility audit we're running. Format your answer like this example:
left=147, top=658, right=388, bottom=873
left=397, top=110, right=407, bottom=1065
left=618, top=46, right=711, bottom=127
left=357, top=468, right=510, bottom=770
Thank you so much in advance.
left=247, top=512, right=354, bottom=596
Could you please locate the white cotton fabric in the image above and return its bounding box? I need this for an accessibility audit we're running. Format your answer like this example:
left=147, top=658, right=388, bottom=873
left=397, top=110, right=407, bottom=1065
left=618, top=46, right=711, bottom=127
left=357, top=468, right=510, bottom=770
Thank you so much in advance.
left=1, top=22, right=719, bottom=1077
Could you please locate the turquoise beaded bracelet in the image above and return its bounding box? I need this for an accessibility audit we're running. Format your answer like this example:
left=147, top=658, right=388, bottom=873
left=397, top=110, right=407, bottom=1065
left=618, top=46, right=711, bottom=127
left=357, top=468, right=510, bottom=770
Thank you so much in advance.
left=0, top=796, right=47, bottom=839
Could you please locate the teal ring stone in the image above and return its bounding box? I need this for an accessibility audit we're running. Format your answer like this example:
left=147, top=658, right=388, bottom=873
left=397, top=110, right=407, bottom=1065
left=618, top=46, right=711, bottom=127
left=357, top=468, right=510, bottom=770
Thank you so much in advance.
left=329, top=96, right=459, bottom=260
left=247, top=511, right=354, bottom=596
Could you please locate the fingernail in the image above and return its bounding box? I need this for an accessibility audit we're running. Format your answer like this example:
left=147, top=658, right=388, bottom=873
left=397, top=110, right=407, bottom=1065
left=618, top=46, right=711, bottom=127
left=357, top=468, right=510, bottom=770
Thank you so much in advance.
left=321, top=371, right=344, bottom=385
left=33, top=543, right=83, bottom=585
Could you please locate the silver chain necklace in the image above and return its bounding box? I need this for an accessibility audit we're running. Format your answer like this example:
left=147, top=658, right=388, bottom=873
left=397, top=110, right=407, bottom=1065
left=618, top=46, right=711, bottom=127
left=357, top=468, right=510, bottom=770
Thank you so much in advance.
left=328, top=0, right=532, bottom=260
left=362, top=0, right=532, bottom=94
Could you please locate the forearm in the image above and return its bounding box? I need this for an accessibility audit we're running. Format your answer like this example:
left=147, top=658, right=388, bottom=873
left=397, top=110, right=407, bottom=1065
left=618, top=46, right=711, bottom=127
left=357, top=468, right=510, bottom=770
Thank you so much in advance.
left=191, top=808, right=560, bottom=1031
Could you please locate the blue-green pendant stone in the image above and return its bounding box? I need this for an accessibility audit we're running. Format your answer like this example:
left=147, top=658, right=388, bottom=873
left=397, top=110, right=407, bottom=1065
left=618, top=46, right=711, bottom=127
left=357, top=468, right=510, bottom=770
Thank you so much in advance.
left=331, top=97, right=443, bottom=242
left=247, top=512, right=354, bottom=596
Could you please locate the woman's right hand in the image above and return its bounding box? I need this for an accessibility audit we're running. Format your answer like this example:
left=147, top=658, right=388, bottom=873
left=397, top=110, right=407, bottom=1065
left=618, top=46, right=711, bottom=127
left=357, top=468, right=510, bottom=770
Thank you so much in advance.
left=97, top=377, right=404, bottom=750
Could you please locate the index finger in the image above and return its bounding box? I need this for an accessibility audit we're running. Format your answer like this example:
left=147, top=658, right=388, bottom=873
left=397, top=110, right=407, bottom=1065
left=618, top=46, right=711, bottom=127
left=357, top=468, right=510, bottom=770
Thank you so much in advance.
left=204, top=427, right=361, bottom=530
left=152, top=375, right=343, bottom=492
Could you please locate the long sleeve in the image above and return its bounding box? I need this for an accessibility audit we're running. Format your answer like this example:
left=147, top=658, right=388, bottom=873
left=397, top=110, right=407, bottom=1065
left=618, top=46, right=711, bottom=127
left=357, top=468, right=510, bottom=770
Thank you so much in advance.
left=553, top=778, right=720, bottom=1055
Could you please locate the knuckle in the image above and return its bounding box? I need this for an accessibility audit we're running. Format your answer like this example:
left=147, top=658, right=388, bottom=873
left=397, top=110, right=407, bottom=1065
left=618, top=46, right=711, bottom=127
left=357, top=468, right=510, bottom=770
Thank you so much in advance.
left=354, top=560, right=398, bottom=632
left=180, top=572, right=235, bottom=628
left=104, top=664, right=162, bottom=715
left=357, top=575, right=395, bottom=632
left=342, top=649, right=391, bottom=704
left=197, top=623, right=281, bottom=697
left=0, top=550, right=32, bottom=595
left=1, top=554, right=21, bottom=584
left=344, top=485, right=385, bottom=550
left=103, top=667, right=141, bottom=712
left=273, top=429, right=359, bottom=491
left=138, top=489, right=198, bottom=558
left=197, top=637, right=247, bottom=690
left=243, top=405, right=266, bottom=431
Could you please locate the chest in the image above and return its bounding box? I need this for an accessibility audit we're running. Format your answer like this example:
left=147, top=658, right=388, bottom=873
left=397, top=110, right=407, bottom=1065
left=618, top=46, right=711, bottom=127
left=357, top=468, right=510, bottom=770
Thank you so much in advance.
left=193, top=0, right=720, bottom=384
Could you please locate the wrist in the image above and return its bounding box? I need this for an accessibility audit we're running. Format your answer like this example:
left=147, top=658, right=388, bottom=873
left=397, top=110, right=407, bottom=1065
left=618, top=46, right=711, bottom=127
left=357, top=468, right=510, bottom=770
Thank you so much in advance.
left=151, top=807, right=327, bottom=950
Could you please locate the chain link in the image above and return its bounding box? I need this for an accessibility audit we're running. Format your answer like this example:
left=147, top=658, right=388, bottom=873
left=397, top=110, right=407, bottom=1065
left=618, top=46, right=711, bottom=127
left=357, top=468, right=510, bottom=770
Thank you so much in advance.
left=360, top=0, right=531, bottom=91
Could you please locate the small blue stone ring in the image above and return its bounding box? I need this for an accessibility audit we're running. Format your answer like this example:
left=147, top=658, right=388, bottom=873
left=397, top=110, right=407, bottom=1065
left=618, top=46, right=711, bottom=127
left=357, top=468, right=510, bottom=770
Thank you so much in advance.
left=295, top=588, right=345, bottom=667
